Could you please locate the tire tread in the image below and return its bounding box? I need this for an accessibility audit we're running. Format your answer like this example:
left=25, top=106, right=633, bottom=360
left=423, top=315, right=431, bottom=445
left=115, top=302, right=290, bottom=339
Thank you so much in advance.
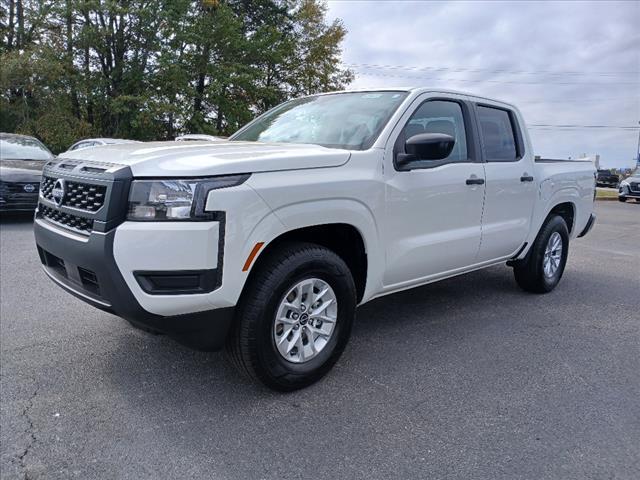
left=226, top=242, right=355, bottom=390
left=513, top=215, right=569, bottom=294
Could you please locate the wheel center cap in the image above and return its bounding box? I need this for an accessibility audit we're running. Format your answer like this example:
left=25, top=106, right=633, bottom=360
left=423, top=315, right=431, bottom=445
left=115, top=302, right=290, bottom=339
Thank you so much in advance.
left=300, top=313, right=309, bottom=324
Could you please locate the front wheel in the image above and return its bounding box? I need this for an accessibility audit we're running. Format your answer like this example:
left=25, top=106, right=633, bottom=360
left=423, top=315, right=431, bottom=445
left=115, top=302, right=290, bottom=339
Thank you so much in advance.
left=513, top=215, right=569, bottom=293
left=618, top=197, right=627, bottom=203
left=226, top=242, right=356, bottom=391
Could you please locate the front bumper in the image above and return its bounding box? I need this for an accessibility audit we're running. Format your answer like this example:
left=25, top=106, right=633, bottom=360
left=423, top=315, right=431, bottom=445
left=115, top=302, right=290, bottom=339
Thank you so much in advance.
left=0, top=202, right=37, bottom=212
left=34, top=217, right=234, bottom=351
left=618, top=184, right=640, bottom=200
left=0, top=187, right=39, bottom=212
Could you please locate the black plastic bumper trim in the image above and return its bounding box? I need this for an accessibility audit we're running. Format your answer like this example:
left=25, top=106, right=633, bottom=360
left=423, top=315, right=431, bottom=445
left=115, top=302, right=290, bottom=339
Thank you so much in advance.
left=43, top=266, right=112, bottom=309
left=134, top=269, right=219, bottom=295
left=578, top=213, right=596, bottom=238
left=34, top=218, right=234, bottom=351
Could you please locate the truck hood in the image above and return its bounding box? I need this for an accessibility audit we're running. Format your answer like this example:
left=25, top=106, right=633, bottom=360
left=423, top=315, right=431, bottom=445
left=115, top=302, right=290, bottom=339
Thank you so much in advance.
left=0, top=159, right=47, bottom=182
left=57, top=140, right=351, bottom=177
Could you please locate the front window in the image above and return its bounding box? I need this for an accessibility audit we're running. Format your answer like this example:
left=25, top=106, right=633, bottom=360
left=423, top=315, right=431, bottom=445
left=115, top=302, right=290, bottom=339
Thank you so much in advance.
left=231, top=91, right=409, bottom=150
left=398, top=100, right=469, bottom=163
left=0, top=136, right=53, bottom=161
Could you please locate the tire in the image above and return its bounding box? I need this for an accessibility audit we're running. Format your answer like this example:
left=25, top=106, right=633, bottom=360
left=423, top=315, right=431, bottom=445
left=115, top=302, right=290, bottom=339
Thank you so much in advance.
left=618, top=197, right=627, bottom=202
left=513, top=215, right=569, bottom=293
left=226, top=242, right=357, bottom=391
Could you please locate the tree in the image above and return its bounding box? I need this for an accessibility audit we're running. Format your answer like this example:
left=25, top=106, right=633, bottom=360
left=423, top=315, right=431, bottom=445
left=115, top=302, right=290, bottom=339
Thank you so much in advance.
left=288, top=0, right=353, bottom=96
left=0, top=0, right=353, bottom=152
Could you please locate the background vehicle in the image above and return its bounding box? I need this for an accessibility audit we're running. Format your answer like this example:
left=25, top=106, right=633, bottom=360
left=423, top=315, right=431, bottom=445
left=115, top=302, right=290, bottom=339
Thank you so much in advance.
left=618, top=174, right=640, bottom=202
left=0, top=133, right=54, bottom=213
left=65, top=138, right=139, bottom=153
left=34, top=89, right=596, bottom=390
left=596, top=169, right=619, bottom=188
left=175, top=134, right=225, bottom=142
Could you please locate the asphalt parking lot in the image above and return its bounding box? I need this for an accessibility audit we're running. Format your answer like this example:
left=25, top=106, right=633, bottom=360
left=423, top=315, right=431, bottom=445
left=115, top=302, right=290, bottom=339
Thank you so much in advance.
left=1, top=201, right=638, bottom=480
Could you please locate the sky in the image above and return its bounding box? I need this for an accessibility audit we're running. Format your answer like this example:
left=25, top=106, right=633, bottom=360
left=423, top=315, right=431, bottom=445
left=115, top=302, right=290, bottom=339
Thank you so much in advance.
left=326, top=0, right=640, bottom=169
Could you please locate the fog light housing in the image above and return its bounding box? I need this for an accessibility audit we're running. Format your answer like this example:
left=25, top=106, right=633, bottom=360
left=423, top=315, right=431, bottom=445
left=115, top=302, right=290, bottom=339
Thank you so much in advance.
left=134, top=269, right=219, bottom=295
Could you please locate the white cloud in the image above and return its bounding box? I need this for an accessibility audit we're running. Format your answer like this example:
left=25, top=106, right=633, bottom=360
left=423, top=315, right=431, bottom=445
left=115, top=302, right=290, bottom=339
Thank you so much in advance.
left=328, top=0, right=640, bottom=168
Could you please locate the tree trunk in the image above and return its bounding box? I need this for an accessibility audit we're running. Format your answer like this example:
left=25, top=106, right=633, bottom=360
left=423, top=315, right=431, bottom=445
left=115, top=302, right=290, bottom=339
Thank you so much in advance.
left=6, top=0, right=15, bottom=50
left=192, top=44, right=210, bottom=121
left=215, top=85, right=227, bottom=132
left=84, top=45, right=94, bottom=125
left=66, top=0, right=80, bottom=119
left=16, top=0, right=24, bottom=49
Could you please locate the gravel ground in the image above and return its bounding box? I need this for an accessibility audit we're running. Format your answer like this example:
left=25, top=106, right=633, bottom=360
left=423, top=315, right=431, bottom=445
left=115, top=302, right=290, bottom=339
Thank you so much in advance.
left=1, top=201, right=638, bottom=480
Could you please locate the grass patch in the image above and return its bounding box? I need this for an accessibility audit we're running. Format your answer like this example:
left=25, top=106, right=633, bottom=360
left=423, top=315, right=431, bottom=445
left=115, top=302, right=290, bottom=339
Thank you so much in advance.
left=596, top=188, right=618, bottom=199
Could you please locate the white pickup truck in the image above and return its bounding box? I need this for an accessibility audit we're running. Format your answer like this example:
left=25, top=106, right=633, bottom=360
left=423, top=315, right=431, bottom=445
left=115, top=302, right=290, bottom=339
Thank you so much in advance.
left=34, top=88, right=596, bottom=390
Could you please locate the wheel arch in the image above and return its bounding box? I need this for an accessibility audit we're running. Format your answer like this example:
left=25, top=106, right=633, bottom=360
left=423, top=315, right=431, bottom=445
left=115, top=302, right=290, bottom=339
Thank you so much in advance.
left=516, top=199, right=578, bottom=261
left=246, top=223, right=369, bottom=303
left=548, top=201, right=576, bottom=234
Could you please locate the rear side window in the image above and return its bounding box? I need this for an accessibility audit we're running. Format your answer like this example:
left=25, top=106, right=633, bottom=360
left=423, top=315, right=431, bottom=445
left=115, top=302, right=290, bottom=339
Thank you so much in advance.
left=477, top=106, right=518, bottom=162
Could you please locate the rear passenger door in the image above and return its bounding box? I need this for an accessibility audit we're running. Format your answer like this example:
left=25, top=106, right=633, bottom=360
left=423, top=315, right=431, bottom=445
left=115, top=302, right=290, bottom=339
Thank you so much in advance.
left=475, top=104, right=537, bottom=262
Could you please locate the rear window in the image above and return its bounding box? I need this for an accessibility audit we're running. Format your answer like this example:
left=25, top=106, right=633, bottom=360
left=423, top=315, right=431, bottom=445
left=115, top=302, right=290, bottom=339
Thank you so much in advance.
left=477, top=106, right=518, bottom=162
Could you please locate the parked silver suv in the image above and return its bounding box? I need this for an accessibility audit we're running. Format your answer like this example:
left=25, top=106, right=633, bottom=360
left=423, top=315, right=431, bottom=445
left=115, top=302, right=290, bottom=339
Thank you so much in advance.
left=618, top=175, right=640, bottom=202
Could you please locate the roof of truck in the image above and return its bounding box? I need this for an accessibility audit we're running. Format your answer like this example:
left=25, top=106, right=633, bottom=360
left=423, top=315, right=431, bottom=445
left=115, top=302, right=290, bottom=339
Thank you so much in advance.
left=312, top=87, right=519, bottom=110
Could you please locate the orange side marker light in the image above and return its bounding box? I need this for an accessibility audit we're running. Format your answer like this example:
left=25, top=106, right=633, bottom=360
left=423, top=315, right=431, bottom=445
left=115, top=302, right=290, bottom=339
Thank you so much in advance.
left=242, top=242, right=265, bottom=272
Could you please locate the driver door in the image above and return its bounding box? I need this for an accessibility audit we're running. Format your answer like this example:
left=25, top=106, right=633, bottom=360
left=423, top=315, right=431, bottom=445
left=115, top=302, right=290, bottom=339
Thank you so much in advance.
left=382, top=96, right=486, bottom=288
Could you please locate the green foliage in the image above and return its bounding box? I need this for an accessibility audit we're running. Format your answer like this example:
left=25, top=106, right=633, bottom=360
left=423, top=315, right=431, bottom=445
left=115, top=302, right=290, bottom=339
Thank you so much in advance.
left=0, top=0, right=352, bottom=152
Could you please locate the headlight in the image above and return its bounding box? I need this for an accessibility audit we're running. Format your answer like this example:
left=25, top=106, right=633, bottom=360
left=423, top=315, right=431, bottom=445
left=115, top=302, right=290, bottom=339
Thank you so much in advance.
left=127, top=175, right=249, bottom=221
left=619, top=180, right=630, bottom=188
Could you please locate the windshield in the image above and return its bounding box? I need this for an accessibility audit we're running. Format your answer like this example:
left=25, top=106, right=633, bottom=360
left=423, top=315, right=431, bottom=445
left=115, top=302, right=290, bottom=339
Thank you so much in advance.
left=0, top=136, right=53, bottom=161
left=231, top=91, right=408, bottom=150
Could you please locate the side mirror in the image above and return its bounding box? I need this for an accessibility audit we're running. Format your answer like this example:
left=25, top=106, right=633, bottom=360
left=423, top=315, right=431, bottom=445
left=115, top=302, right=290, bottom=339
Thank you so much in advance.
left=396, top=133, right=455, bottom=170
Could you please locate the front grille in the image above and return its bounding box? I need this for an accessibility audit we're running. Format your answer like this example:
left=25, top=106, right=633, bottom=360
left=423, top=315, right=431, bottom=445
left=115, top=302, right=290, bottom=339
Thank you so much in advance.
left=0, top=181, right=40, bottom=195
left=39, top=177, right=55, bottom=197
left=40, top=204, right=93, bottom=233
left=41, top=176, right=107, bottom=212
left=630, top=182, right=640, bottom=192
left=38, top=160, right=130, bottom=235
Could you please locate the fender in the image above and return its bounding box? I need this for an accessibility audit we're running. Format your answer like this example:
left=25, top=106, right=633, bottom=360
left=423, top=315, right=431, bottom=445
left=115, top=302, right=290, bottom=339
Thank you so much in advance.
left=516, top=183, right=579, bottom=260
left=243, top=195, right=383, bottom=303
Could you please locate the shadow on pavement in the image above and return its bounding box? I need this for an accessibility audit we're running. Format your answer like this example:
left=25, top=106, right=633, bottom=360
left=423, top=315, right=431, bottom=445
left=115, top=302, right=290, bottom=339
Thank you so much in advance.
left=0, top=211, right=34, bottom=225
left=100, top=265, right=522, bottom=406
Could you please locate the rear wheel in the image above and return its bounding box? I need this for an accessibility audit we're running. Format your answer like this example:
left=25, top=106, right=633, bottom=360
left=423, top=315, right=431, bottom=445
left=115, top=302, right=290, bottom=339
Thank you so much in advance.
left=513, top=215, right=569, bottom=293
left=226, top=242, right=356, bottom=391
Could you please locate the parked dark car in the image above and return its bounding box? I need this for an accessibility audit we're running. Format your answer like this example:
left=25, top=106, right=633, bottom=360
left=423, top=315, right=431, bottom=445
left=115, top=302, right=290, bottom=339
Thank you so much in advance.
left=596, top=169, right=619, bottom=188
left=0, top=133, right=53, bottom=213
left=618, top=175, right=640, bottom=202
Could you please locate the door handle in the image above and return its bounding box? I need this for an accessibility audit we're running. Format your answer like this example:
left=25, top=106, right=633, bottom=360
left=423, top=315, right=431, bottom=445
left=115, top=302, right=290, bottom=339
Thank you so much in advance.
left=466, top=177, right=485, bottom=185
left=520, top=176, right=534, bottom=182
